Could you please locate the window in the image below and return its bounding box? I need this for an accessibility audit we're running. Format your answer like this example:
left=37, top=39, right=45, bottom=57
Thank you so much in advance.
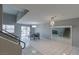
left=2, top=25, right=15, bottom=33
left=21, top=26, right=30, bottom=39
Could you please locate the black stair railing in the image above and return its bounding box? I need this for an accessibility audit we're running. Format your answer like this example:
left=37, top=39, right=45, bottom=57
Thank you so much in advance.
left=0, top=29, right=26, bottom=49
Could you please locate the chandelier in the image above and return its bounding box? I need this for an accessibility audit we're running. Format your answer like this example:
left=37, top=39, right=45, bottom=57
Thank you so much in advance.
left=49, top=16, right=55, bottom=26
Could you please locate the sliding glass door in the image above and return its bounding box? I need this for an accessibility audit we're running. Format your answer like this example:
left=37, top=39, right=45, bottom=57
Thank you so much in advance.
left=21, top=26, right=30, bottom=47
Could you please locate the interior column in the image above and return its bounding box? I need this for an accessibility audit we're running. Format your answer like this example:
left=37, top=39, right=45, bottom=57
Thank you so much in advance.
left=0, top=4, right=3, bottom=31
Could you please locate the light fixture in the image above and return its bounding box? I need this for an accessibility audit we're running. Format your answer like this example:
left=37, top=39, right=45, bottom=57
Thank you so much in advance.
left=49, top=16, right=55, bottom=26
left=32, top=25, right=37, bottom=28
left=50, top=20, right=55, bottom=26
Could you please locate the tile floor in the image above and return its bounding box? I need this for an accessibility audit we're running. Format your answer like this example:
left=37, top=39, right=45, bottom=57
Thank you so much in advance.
left=22, top=37, right=73, bottom=55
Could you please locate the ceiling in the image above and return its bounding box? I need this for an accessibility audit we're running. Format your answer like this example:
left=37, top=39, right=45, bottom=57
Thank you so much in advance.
left=3, top=4, right=79, bottom=25
left=3, top=5, right=17, bottom=15
left=3, top=4, right=25, bottom=15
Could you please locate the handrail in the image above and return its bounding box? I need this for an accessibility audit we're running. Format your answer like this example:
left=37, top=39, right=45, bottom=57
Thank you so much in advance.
left=0, top=29, right=26, bottom=49
left=2, top=29, right=19, bottom=39
left=19, top=40, right=26, bottom=49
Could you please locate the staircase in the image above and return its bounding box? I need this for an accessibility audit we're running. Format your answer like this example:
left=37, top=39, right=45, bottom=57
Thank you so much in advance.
left=16, top=9, right=29, bottom=21
left=0, top=5, right=27, bottom=55
left=0, top=30, right=25, bottom=55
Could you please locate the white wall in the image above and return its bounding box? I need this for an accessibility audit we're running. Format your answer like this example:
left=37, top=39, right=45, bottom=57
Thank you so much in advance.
left=72, top=26, right=79, bottom=47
